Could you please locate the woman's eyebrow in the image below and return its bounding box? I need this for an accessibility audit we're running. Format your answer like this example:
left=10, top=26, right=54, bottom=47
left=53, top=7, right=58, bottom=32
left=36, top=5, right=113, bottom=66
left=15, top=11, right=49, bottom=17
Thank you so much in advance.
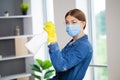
left=65, top=19, right=77, bottom=22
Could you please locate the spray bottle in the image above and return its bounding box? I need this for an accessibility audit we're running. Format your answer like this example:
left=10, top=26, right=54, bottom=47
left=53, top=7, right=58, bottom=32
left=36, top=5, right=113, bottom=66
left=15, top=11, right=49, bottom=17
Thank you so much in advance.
left=25, top=31, right=48, bottom=54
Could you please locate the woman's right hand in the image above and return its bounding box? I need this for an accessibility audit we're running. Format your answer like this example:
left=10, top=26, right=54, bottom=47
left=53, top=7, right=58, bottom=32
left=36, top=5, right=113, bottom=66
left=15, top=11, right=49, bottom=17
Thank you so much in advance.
left=44, top=21, right=57, bottom=43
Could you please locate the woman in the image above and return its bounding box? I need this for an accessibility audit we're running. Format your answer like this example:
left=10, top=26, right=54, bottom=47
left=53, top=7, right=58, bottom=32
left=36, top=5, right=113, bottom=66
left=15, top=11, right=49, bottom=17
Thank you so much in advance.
left=44, top=9, right=93, bottom=80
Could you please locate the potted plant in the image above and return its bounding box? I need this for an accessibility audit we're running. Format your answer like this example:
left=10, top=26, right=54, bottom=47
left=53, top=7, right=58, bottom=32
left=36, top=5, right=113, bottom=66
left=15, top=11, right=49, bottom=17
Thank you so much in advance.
left=4, top=11, right=9, bottom=16
left=20, top=3, right=29, bottom=15
left=31, top=59, right=55, bottom=80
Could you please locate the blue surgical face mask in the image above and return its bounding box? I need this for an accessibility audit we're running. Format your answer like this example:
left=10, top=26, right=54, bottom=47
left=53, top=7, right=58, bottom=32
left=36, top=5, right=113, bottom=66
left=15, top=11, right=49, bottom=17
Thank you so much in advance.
left=66, top=24, right=81, bottom=37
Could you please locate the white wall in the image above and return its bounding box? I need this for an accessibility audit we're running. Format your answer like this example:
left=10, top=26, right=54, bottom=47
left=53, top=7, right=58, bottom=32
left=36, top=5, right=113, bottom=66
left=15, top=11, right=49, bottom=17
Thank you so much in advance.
left=30, top=0, right=49, bottom=60
left=106, top=0, right=120, bottom=79
left=53, top=0, right=76, bottom=49
left=31, top=0, right=44, bottom=34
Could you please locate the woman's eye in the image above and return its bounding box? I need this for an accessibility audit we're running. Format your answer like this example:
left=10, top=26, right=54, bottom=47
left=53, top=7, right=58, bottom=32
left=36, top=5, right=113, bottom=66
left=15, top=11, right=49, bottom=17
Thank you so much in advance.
left=72, top=22, right=77, bottom=24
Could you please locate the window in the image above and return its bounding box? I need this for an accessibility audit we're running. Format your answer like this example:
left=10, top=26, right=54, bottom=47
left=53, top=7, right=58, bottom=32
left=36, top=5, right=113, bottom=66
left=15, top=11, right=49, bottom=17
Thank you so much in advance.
left=91, top=0, right=108, bottom=80
left=76, top=0, right=108, bottom=80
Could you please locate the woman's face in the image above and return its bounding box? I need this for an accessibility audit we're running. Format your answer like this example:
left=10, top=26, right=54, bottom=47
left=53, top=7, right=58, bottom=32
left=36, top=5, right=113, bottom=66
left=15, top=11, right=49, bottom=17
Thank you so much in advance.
left=65, top=15, right=85, bottom=29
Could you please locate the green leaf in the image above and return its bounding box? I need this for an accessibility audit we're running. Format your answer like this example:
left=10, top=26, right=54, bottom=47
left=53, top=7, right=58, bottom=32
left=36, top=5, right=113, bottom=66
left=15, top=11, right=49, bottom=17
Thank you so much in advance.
left=36, top=59, right=43, bottom=67
left=44, top=70, right=55, bottom=79
left=31, top=64, right=42, bottom=73
left=46, top=79, right=51, bottom=80
left=32, top=74, right=41, bottom=80
left=43, top=60, right=52, bottom=70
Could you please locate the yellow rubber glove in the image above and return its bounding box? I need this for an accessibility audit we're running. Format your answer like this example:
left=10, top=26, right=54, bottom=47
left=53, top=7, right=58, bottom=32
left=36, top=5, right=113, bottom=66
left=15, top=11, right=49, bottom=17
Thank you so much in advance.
left=44, top=21, right=57, bottom=43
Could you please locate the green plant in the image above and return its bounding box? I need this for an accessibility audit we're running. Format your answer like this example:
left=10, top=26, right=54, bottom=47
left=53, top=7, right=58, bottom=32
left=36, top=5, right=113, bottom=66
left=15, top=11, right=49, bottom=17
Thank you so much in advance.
left=20, top=3, right=29, bottom=11
left=31, top=59, right=55, bottom=80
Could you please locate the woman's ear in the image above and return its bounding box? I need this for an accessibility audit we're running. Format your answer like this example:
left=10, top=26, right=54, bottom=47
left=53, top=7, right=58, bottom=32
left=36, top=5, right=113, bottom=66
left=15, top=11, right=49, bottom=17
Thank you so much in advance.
left=81, top=21, right=86, bottom=29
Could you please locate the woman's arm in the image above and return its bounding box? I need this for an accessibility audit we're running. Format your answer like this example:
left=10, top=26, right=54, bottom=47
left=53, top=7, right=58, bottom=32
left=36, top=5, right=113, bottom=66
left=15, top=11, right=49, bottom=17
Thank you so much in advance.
left=48, top=42, right=91, bottom=72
